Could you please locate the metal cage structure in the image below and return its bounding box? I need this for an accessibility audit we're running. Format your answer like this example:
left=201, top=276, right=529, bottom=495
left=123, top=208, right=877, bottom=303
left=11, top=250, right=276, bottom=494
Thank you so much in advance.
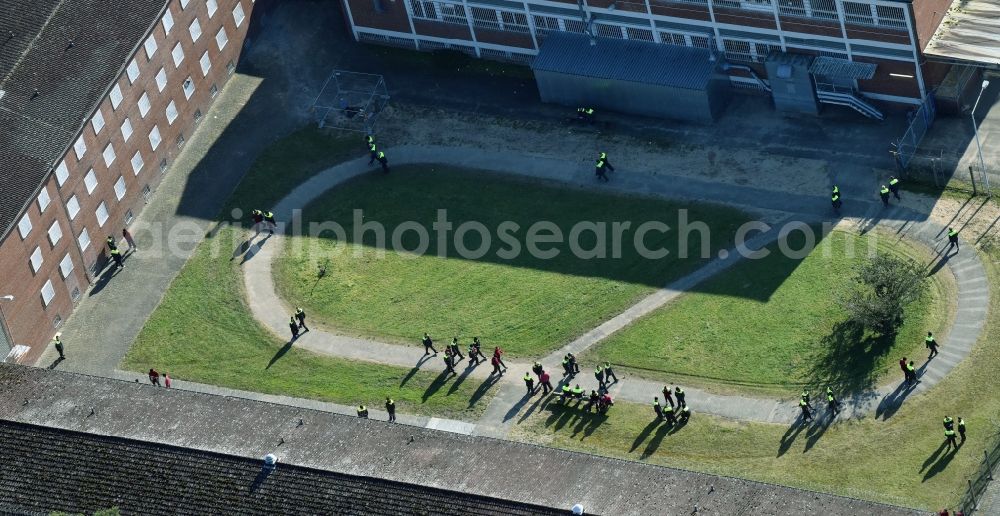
left=310, top=70, right=390, bottom=133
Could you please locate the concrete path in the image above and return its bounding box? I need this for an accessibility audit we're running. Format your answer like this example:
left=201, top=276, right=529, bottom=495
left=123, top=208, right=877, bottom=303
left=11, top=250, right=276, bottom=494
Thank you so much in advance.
left=239, top=144, right=989, bottom=435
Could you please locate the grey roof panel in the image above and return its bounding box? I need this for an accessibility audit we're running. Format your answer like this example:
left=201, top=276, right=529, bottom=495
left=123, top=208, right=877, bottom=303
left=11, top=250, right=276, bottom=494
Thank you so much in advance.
left=532, top=32, right=717, bottom=90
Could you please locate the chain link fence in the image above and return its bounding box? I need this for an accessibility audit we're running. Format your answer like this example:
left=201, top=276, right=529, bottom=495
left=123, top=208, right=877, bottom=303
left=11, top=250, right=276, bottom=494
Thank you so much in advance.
left=958, top=440, right=1000, bottom=513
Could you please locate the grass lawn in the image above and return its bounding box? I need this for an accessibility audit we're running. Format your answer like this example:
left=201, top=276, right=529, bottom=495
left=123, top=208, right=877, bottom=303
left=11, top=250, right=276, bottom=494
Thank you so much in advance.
left=273, top=166, right=751, bottom=358
left=584, top=228, right=955, bottom=394
left=123, top=128, right=490, bottom=419
left=509, top=242, right=998, bottom=511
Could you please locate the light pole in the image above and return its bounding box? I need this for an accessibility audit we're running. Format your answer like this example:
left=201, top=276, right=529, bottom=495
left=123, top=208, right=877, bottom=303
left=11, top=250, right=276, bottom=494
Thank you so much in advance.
left=971, top=79, right=991, bottom=195
left=0, top=295, right=13, bottom=361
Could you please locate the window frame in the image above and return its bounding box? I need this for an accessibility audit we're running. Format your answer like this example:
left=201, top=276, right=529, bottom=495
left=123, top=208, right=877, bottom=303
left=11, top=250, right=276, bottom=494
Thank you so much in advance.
left=131, top=151, right=145, bottom=175
left=149, top=125, right=162, bottom=150
left=91, top=109, right=105, bottom=134
left=96, top=201, right=110, bottom=227
left=66, top=195, right=81, bottom=220
left=121, top=117, right=134, bottom=142
left=41, top=280, right=56, bottom=307
left=144, top=35, right=158, bottom=59
left=37, top=186, right=51, bottom=212
left=29, top=247, right=44, bottom=273
left=172, top=43, right=185, bottom=67
left=18, top=214, right=32, bottom=239
left=47, top=220, right=63, bottom=246
left=59, top=254, right=75, bottom=279
left=216, top=27, right=229, bottom=50
left=109, top=83, right=124, bottom=109
left=84, top=169, right=98, bottom=194
left=103, top=143, right=117, bottom=167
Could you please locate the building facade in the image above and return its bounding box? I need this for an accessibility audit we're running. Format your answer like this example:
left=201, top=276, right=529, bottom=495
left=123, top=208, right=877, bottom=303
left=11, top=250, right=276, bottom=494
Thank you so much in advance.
left=339, top=0, right=956, bottom=108
left=0, top=0, right=254, bottom=363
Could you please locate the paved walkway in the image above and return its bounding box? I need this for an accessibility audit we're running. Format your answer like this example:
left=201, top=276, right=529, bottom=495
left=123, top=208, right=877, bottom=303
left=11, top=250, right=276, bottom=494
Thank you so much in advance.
left=238, top=145, right=989, bottom=436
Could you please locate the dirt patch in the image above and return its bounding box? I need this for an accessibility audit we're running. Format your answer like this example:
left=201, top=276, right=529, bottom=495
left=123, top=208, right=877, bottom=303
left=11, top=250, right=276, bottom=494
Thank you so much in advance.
left=377, top=104, right=829, bottom=195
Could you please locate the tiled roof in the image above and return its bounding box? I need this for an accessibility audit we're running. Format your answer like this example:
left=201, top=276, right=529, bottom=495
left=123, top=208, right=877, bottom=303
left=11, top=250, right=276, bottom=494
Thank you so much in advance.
left=0, top=364, right=921, bottom=516
left=532, top=32, right=717, bottom=90
left=0, top=419, right=564, bottom=515
left=0, top=0, right=167, bottom=241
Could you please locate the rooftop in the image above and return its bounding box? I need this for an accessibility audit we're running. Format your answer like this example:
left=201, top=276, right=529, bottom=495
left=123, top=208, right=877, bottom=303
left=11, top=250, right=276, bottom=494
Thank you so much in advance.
left=923, top=0, right=1000, bottom=66
left=0, top=364, right=920, bottom=515
left=532, top=33, right=718, bottom=90
left=0, top=0, right=167, bottom=241
left=0, top=419, right=562, bottom=515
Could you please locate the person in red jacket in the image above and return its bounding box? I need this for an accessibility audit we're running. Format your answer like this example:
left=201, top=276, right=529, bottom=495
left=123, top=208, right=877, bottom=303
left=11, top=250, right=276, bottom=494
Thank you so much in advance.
left=493, top=347, right=507, bottom=372
left=539, top=370, right=553, bottom=394
left=148, top=368, right=160, bottom=386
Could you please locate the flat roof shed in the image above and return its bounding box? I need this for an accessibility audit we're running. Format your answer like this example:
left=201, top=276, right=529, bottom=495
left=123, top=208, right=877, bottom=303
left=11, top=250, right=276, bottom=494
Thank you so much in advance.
left=531, top=33, right=729, bottom=123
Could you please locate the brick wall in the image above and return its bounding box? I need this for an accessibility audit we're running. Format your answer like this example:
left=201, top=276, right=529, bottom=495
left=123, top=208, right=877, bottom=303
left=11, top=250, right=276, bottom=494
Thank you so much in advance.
left=0, top=0, right=254, bottom=364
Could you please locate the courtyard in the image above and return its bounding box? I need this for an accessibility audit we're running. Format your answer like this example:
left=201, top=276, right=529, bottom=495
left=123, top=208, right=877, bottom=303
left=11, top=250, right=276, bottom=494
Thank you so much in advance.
left=41, top=1, right=1000, bottom=513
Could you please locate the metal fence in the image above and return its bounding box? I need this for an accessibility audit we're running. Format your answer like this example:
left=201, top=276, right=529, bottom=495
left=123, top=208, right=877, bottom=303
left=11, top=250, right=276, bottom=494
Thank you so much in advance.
left=894, top=92, right=937, bottom=169
left=958, top=442, right=1000, bottom=514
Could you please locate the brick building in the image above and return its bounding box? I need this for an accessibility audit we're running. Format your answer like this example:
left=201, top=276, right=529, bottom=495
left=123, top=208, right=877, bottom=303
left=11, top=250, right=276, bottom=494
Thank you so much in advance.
left=338, top=0, right=991, bottom=114
left=0, top=0, right=254, bottom=362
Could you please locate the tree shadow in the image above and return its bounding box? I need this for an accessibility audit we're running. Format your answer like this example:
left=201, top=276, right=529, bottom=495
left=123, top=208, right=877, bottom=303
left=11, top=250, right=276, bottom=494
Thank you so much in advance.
left=804, top=320, right=898, bottom=395
left=399, top=354, right=432, bottom=387
left=421, top=370, right=452, bottom=402
left=266, top=339, right=295, bottom=369
left=467, top=374, right=501, bottom=408
left=922, top=442, right=961, bottom=482
left=777, top=417, right=808, bottom=457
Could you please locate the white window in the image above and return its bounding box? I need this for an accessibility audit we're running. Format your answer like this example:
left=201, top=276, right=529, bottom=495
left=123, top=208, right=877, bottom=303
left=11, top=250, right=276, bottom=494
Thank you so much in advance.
left=84, top=169, right=98, bottom=194
left=207, top=0, right=218, bottom=17
left=155, top=68, right=167, bottom=92
left=41, top=280, right=55, bottom=307
left=233, top=3, right=245, bottom=27
left=109, top=84, right=123, bottom=109
left=189, top=19, right=202, bottom=42
left=96, top=202, right=110, bottom=227
left=66, top=195, right=80, bottom=220
left=91, top=109, right=105, bottom=134
left=103, top=144, right=117, bottom=167
left=144, top=35, right=158, bottom=59
left=216, top=27, right=228, bottom=50
left=55, top=160, right=69, bottom=186
left=73, top=135, right=87, bottom=160
left=18, top=214, right=32, bottom=238
left=128, top=152, right=144, bottom=176
left=59, top=254, right=75, bottom=278
left=183, top=77, right=195, bottom=99
left=127, top=59, right=140, bottom=84
left=172, top=43, right=185, bottom=67
left=121, top=117, right=133, bottom=141
left=114, top=176, right=127, bottom=200
left=163, top=9, right=174, bottom=34
left=149, top=125, right=162, bottom=150
left=78, top=228, right=91, bottom=250
left=29, top=247, right=43, bottom=273
left=37, top=186, right=51, bottom=212
left=165, top=100, right=178, bottom=124
left=199, top=51, right=211, bottom=76
left=47, top=221, right=63, bottom=245
left=138, top=92, right=151, bottom=117
left=181, top=0, right=190, bottom=8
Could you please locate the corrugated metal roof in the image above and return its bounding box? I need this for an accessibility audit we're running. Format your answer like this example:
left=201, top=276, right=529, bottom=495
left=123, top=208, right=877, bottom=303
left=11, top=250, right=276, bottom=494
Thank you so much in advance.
left=531, top=32, right=716, bottom=90
left=808, top=56, right=877, bottom=80
left=924, top=0, right=1000, bottom=66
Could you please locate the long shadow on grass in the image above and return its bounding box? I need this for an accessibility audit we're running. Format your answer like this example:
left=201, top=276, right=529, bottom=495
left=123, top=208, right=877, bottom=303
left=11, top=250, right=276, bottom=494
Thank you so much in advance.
left=875, top=378, right=918, bottom=420
left=922, top=442, right=961, bottom=481
left=448, top=360, right=481, bottom=395
left=422, top=370, right=453, bottom=402
left=803, top=413, right=833, bottom=452
left=777, top=417, right=808, bottom=457
left=804, top=320, right=897, bottom=397
left=266, top=339, right=295, bottom=369
left=399, top=354, right=433, bottom=387
left=468, top=375, right=501, bottom=408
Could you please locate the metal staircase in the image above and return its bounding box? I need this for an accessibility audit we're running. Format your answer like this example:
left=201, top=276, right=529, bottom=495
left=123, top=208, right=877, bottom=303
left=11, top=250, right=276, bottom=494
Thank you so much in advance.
left=815, top=83, right=884, bottom=120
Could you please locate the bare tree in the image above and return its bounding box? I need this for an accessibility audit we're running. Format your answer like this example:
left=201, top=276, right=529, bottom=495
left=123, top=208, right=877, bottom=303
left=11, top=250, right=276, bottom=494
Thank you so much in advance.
left=839, top=254, right=926, bottom=336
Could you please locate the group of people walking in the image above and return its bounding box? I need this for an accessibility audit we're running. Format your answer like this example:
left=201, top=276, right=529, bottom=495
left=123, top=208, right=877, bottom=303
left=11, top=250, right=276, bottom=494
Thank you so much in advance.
left=423, top=333, right=503, bottom=377
left=288, top=307, right=309, bottom=340
left=251, top=209, right=277, bottom=236
left=798, top=387, right=842, bottom=422
left=366, top=134, right=390, bottom=174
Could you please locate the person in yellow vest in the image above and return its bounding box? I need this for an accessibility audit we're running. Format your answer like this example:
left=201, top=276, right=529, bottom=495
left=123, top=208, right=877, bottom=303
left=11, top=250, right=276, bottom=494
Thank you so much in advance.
left=879, top=185, right=890, bottom=207
left=888, top=176, right=901, bottom=200
left=926, top=331, right=939, bottom=359
left=52, top=333, right=65, bottom=359
left=357, top=405, right=369, bottom=418
left=385, top=397, right=396, bottom=423
left=948, top=228, right=960, bottom=252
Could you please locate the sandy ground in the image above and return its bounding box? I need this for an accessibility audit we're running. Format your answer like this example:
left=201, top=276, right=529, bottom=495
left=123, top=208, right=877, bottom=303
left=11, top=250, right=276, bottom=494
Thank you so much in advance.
left=377, top=104, right=829, bottom=195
